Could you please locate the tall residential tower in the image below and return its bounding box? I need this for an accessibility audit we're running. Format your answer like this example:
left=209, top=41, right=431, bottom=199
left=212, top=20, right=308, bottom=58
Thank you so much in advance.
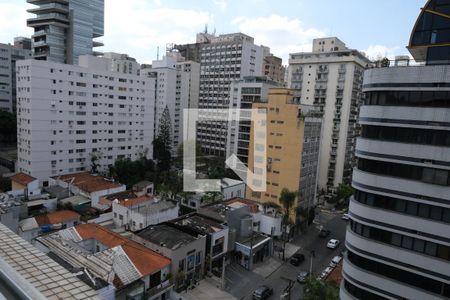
left=27, top=0, right=104, bottom=64
left=288, top=38, right=371, bottom=198
left=342, top=1, right=450, bottom=299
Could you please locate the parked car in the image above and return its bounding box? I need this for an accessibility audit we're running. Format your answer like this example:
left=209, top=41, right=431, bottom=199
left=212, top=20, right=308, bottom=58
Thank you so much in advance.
left=297, top=271, right=310, bottom=283
left=341, top=213, right=350, bottom=220
left=318, top=228, right=331, bottom=237
left=317, top=267, right=333, bottom=280
left=329, top=255, right=342, bottom=267
left=252, top=285, right=273, bottom=300
left=290, top=253, right=305, bottom=266
left=327, top=239, right=340, bottom=249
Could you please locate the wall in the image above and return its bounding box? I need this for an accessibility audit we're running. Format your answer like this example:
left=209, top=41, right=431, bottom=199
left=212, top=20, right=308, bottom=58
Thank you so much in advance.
left=222, top=183, right=245, bottom=200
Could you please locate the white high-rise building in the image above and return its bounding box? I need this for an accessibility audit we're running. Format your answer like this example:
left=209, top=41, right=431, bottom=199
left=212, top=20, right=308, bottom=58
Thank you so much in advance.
left=288, top=38, right=371, bottom=196
left=342, top=3, right=450, bottom=299
left=0, top=41, right=31, bottom=112
left=103, top=52, right=140, bottom=75
left=196, top=32, right=264, bottom=156
left=141, top=52, right=200, bottom=152
left=16, top=55, right=155, bottom=184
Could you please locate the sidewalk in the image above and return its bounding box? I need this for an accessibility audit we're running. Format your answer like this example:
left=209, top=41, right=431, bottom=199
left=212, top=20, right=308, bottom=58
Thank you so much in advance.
left=174, top=278, right=236, bottom=300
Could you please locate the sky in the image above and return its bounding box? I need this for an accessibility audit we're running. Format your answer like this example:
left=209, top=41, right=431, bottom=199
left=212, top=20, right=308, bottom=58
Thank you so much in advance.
left=0, top=0, right=425, bottom=64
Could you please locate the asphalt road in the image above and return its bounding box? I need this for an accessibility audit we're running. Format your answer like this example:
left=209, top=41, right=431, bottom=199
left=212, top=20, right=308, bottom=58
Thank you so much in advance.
left=234, top=210, right=348, bottom=300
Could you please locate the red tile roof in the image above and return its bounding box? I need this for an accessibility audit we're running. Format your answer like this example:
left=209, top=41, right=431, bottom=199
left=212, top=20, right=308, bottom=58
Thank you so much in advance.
left=35, top=210, right=80, bottom=226
left=118, top=195, right=153, bottom=207
left=75, top=224, right=171, bottom=276
left=53, top=172, right=123, bottom=193
left=10, top=172, right=36, bottom=186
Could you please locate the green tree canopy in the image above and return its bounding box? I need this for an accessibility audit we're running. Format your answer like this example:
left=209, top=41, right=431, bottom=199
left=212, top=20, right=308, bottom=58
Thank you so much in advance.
left=153, top=106, right=172, bottom=173
left=108, top=155, right=155, bottom=189
left=303, top=277, right=339, bottom=300
left=0, top=111, right=17, bottom=143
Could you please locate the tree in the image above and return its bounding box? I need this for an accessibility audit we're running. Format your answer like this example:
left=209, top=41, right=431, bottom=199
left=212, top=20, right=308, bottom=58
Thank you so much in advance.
left=0, top=111, right=16, bottom=143
left=335, top=183, right=354, bottom=202
left=0, top=176, right=11, bottom=192
left=201, top=192, right=223, bottom=204
left=153, top=106, right=172, bottom=174
left=157, top=170, right=183, bottom=200
left=279, top=188, right=297, bottom=260
left=89, top=151, right=103, bottom=174
left=303, top=277, right=339, bottom=300
left=108, top=155, right=155, bottom=189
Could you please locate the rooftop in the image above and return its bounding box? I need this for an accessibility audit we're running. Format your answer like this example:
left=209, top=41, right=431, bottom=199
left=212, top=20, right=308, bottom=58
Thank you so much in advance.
left=10, top=172, right=36, bottom=186
left=35, top=210, right=80, bottom=226
left=0, top=193, right=24, bottom=214
left=0, top=222, right=101, bottom=300
left=198, top=197, right=261, bottom=222
left=132, top=180, right=152, bottom=191
left=60, top=194, right=90, bottom=206
left=52, top=172, right=123, bottom=193
left=37, top=224, right=171, bottom=289
left=137, top=223, right=200, bottom=250
left=236, top=232, right=271, bottom=248
left=129, top=199, right=176, bottom=214
left=172, top=214, right=226, bottom=234
left=221, top=178, right=244, bottom=188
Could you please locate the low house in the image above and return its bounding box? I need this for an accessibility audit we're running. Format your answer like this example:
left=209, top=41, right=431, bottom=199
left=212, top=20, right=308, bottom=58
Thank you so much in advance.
left=49, top=172, right=126, bottom=209
left=19, top=210, right=80, bottom=242
left=197, top=197, right=281, bottom=271
left=59, top=194, right=91, bottom=211
left=221, top=178, right=246, bottom=200
left=131, top=223, right=207, bottom=291
left=171, top=214, right=229, bottom=277
left=132, top=181, right=154, bottom=196
left=36, top=223, right=172, bottom=300
left=0, top=193, right=27, bottom=233
left=10, top=172, right=41, bottom=197
left=112, top=196, right=179, bottom=232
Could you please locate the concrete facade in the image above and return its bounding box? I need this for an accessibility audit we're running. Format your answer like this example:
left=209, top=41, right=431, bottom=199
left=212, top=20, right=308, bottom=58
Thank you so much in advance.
left=141, top=52, right=200, bottom=153
left=16, top=57, right=155, bottom=183
left=288, top=37, right=371, bottom=196
left=0, top=42, right=31, bottom=112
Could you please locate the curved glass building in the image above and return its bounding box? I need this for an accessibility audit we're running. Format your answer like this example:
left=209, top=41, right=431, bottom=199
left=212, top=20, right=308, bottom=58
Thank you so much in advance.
left=341, top=1, right=450, bottom=299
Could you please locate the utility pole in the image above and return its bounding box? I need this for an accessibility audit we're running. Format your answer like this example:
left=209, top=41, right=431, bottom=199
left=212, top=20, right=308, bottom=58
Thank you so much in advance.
left=309, top=250, right=315, bottom=274
left=280, top=276, right=295, bottom=300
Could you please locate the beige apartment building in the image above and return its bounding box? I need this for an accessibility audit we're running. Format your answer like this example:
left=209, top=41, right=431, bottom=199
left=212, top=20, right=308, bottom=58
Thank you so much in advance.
left=246, top=88, right=322, bottom=212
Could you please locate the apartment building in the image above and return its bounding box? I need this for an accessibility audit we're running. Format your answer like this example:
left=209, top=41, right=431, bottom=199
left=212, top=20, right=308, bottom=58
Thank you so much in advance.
left=246, top=88, right=322, bottom=212
left=176, top=32, right=264, bottom=156
left=288, top=37, right=371, bottom=197
left=103, top=52, right=140, bottom=75
left=0, top=41, right=31, bottom=112
left=341, top=3, right=450, bottom=299
left=226, top=76, right=280, bottom=171
left=141, top=52, right=200, bottom=152
left=262, top=46, right=285, bottom=84
left=16, top=55, right=155, bottom=183
left=27, top=0, right=104, bottom=64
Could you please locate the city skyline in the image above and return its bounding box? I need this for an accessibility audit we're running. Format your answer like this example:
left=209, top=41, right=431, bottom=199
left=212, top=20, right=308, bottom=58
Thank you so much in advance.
left=0, top=0, right=424, bottom=64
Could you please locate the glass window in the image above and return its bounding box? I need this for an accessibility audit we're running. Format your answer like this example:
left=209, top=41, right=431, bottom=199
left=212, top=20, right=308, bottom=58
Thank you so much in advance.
left=395, top=199, right=406, bottom=212
left=391, top=233, right=402, bottom=246
left=402, top=236, right=414, bottom=250
left=406, top=202, right=418, bottom=215
left=430, top=206, right=443, bottom=221
left=413, top=239, right=425, bottom=253
left=418, top=204, right=430, bottom=218
left=425, top=242, right=437, bottom=256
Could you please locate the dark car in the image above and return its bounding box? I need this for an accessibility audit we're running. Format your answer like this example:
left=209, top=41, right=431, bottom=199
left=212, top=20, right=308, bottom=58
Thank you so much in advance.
left=252, top=285, right=273, bottom=300
left=297, top=271, right=311, bottom=283
left=290, top=253, right=305, bottom=266
left=319, top=228, right=331, bottom=237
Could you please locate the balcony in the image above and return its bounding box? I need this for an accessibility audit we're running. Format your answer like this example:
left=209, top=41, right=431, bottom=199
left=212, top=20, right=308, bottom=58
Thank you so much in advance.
left=27, top=3, right=68, bottom=14
left=146, top=279, right=173, bottom=299
left=27, top=13, right=69, bottom=27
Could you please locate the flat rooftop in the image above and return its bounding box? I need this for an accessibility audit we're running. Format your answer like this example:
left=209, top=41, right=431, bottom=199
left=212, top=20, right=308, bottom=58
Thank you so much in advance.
left=137, top=223, right=199, bottom=250
left=172, top=214, right=226, bottom=234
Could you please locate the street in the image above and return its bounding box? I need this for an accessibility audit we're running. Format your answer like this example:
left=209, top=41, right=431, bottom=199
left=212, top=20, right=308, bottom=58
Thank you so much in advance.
left=224, top=209, right=348, bottom=300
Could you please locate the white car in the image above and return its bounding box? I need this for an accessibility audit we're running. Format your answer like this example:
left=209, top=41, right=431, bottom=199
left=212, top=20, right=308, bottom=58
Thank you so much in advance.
left=341, top=213, right=350, bottom=220
left=327, top=239, right=340, bottom=249
left=329, top=255, right=342, bottom=267
left=317, top=267, right=333, bottom=280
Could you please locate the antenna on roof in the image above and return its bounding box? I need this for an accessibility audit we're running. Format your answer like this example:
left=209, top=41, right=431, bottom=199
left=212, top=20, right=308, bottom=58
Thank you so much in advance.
left=213, top=27, right=216, bottom=35
left=204, top=24, right=208, bottom=34
left=157, top=46, right=159, bottom=60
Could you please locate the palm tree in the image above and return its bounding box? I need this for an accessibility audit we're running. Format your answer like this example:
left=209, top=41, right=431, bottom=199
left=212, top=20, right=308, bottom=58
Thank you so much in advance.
left=279, top=188, right=297, bottom=260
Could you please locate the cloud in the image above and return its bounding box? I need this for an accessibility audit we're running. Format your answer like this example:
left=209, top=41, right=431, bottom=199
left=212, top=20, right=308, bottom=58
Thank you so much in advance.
left=363, top=45, right=401, bottom=60
left=232, top=14, right=327, bottom=64
left=213, top=0, right=228, bottom=10
left=0, top=3, right=32, bottom=43
left=102, top=0, right=213, bottom=63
